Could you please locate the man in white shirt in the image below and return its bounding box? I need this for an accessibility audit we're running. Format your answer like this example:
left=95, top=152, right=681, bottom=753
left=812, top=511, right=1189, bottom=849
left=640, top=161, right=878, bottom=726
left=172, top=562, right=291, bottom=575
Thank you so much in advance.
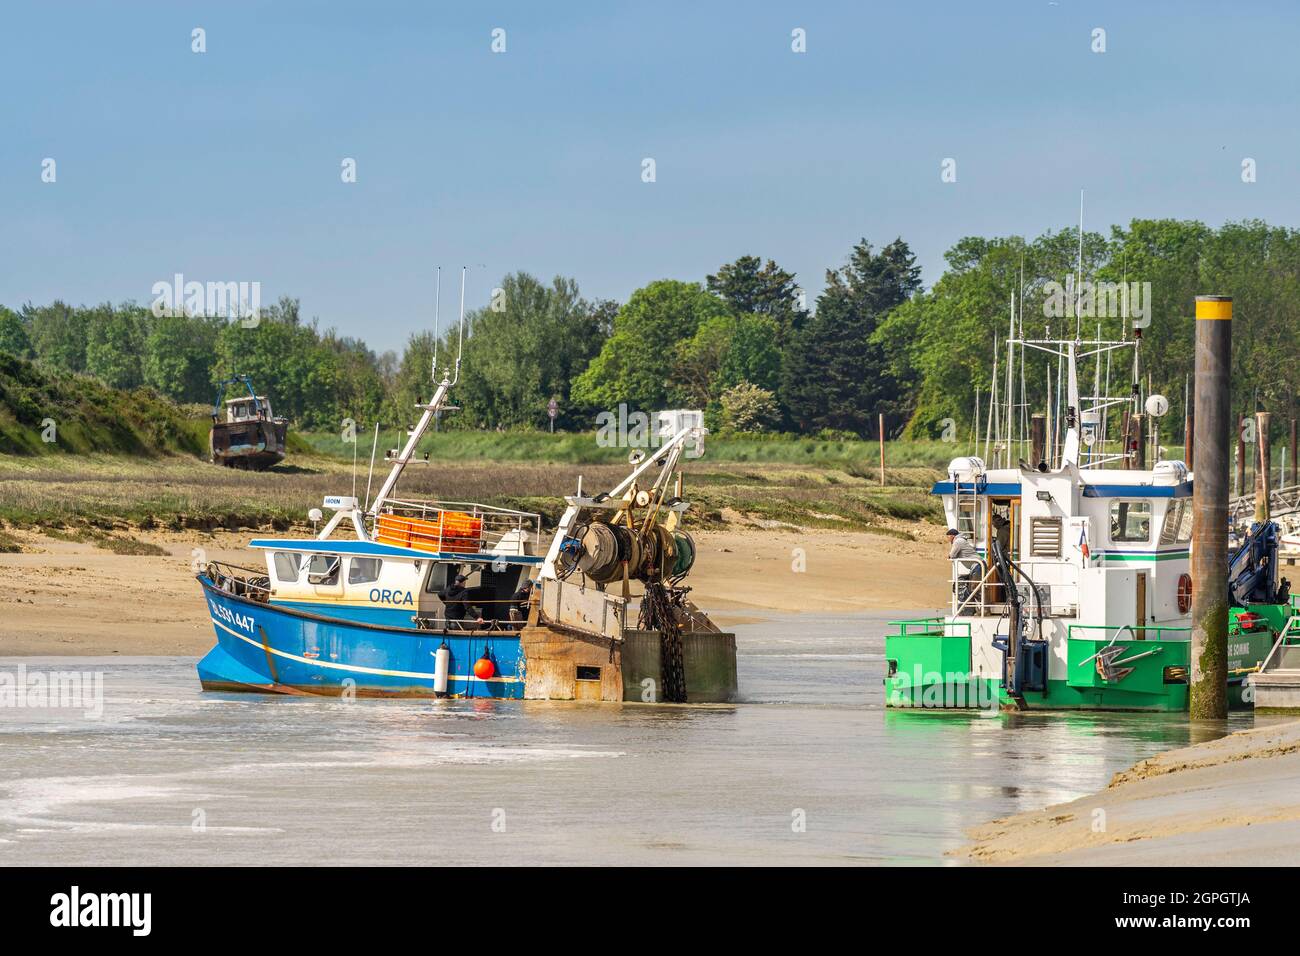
left=945, top=528, right=981, bottom=600
left=946, top=528, right=978, bottom=562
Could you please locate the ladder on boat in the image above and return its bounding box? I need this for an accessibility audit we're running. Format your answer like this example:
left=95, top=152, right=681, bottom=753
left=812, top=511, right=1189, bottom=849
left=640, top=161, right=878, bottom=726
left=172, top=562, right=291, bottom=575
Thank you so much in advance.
left=950, top=475, right=989, bottom=613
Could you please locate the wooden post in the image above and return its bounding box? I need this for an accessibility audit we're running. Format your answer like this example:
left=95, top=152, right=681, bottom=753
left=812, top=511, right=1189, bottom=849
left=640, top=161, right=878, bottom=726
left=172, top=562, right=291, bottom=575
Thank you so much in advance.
left=1256, top=411, right=1272, bottom=523
left=1190, top=295, right=1232, bottom=720
left=878, top=412, right=885, bottom=486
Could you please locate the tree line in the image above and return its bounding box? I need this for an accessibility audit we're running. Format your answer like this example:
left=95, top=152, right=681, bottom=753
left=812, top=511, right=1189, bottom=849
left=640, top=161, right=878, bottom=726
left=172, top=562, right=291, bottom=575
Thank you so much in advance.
left=2, top=219, right=1297, bottom=441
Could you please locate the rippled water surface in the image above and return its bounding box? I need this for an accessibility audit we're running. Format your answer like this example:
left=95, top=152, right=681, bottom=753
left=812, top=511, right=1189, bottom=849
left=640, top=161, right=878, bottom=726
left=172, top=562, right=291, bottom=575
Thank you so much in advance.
left=0, top=612, right=1267, bottom=865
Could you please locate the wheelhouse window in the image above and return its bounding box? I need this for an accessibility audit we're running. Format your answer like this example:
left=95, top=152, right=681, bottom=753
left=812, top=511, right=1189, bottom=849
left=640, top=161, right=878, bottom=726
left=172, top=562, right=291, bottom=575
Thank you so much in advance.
left=1110, top=500, right=1152, bottom=543
left=1159, top=499, right=1193, bottom=545
left=1175, top=501, right=1193, bottom=543
left=425, top=562, right=454, bottom=594
left=348, top=557, right=382, bottom=585
left=1159, top=502, right=1179, bottom=545
left=1154, top=502, right=1190, bottom=546
left=272, top=551, right=303, bottom=582
left=307, top=553, right=341, bottom=585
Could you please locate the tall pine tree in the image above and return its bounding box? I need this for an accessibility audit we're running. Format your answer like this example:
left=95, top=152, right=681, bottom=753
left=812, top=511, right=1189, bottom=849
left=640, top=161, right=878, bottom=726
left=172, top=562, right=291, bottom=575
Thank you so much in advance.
left=781, top=238, right=921, bottom=435
left=706, top=255, right=808, bottom=344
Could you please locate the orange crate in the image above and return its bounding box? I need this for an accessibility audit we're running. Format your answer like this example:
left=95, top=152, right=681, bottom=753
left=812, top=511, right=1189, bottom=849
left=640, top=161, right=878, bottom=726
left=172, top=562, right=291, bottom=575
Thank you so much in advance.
left=376, top=512, right=482, bottom=554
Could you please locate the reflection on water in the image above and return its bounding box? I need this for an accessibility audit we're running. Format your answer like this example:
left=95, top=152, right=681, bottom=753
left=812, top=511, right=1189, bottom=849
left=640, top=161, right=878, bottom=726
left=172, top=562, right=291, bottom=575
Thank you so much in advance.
left=0, top=613, right=1276, bottom=865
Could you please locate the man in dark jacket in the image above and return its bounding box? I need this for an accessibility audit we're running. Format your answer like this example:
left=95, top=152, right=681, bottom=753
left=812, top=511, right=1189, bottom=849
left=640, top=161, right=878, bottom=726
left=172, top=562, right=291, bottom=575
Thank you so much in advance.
left=509, top=578, right=534, bottom=627
left=439, top=574, right=481, bottom=630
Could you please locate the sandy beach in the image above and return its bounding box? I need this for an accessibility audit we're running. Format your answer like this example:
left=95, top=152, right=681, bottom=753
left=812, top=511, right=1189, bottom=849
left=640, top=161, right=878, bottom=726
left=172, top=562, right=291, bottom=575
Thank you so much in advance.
left=0, top=524, right=950, bottom=656
left=960, top=719, right=1300, bottom=865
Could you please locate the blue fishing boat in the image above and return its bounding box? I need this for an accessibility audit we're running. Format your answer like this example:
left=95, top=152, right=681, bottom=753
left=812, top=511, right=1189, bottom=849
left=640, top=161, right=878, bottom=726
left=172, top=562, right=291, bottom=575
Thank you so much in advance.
left=196, top=270, right=738, bottom=702
left=197, top=506, right=543, bottom=699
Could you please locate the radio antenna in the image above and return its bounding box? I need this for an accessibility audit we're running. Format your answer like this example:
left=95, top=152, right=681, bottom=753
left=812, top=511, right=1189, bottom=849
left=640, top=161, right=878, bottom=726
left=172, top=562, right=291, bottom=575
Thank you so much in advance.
left=432, top=265, right=441, bottom=381
left=1075, top=188, right=1085, bottom=341
left=450, top=265, right=466, bottom=386
left=363, top=422, right=380, bottom=513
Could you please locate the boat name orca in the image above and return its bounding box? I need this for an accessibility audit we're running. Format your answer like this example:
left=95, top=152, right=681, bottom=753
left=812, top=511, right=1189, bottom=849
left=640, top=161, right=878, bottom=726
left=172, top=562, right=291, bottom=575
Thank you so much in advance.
left=370, top=588, right=414, bottom=606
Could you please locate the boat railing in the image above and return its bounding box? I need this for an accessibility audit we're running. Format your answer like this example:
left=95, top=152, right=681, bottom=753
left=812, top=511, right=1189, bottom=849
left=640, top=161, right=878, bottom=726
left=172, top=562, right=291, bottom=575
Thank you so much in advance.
left=886, top=618, right=972, bottom=640
left=1258, top=615, right=1300, bottom=674
left=413, top=616, right=527, bottom=633
left=375, top=499, right=543, bottom=556
left=206, top=560, right=272, bottom=601
left=1067, top=623, right=1190, bottom=646
left=949, top=560, right=1079, bottom=618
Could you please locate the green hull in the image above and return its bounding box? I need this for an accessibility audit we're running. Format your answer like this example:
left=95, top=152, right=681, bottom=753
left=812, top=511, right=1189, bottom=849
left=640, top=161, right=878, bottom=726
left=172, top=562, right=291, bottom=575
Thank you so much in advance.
left=884, top=607, right=1281, bottom=713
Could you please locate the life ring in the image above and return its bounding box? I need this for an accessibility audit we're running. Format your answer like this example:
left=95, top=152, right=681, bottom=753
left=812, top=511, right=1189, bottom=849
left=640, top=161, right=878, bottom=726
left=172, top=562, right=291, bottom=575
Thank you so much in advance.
left=1177, top=573, right=1193, bottom=614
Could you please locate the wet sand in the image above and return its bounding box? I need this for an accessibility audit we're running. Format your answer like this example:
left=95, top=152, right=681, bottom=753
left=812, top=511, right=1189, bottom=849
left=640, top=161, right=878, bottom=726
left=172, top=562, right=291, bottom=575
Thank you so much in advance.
left=0, top=526, right=950, bottom=656
left=960, top=719, right=1300, bottom=865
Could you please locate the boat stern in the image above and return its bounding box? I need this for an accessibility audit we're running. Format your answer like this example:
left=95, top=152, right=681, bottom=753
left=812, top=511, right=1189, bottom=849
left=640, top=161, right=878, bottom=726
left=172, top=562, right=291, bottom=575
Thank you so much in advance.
left=883, top=619, right=998, bottom=710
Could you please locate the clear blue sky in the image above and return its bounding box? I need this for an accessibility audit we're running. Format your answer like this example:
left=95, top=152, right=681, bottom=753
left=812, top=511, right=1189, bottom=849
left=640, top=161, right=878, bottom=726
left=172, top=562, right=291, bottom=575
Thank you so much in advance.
left=3, top=0, right=1296, bottom=354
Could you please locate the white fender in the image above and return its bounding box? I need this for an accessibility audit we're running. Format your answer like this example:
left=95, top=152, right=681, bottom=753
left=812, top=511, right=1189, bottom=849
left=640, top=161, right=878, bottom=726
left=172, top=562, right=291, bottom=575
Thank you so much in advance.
left=434, top=643, right=450, bottom=696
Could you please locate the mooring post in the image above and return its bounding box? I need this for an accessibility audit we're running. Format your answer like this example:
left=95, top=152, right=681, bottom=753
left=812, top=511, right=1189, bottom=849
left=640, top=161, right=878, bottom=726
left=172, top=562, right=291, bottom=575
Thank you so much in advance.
left=1190, top=295, right=1232, bottom=719
left=878, top=412, right=885, bottom=486
left=1030, top=413, right=1046, bottom=469
left=1256, top=411, right=1272, bottom=523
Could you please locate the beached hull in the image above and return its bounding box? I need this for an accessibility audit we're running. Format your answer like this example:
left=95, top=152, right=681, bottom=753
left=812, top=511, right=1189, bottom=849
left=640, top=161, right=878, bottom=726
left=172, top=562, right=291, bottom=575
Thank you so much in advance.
left=210, top=419, right=288, bottom=471
left=197, top=576, right=524, bottom=698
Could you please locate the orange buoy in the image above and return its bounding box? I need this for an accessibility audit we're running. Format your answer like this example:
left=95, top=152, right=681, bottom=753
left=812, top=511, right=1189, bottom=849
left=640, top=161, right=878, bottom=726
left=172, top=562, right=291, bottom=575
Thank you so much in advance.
left=473, top=653, right=495, bottom=680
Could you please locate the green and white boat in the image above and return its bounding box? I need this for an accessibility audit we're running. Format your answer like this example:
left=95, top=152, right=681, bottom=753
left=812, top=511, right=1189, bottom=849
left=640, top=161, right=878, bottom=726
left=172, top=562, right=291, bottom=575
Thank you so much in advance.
left=884, top=330, right=1295, bottom=712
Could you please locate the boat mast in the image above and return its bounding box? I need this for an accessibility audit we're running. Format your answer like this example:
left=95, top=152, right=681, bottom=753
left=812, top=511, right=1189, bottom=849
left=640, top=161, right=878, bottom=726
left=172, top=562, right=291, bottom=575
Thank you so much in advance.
left=1044, top=365, right=1053, bottom=469
left=1062, top=342, right=1081, bottom=466
left=1018, top=272, right=1028, bottom=465
left=367, top=266, right=467, bottom=518
left=1006, top=294, right=1015, bottom=469
left=1091, top=321, right=1102, bottom=466
left=1075, top=189, right=1085, bottom=342
left=1060, top=189, right=1084, bottom=466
